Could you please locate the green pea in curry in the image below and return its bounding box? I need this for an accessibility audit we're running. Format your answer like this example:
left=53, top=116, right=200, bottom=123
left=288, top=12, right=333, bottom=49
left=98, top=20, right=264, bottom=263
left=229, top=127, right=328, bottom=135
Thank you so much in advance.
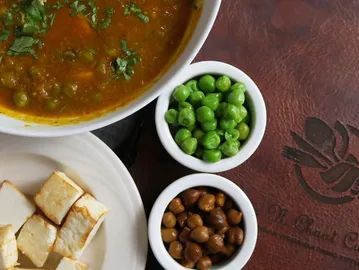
left=0, top=0, right=201, bottom=122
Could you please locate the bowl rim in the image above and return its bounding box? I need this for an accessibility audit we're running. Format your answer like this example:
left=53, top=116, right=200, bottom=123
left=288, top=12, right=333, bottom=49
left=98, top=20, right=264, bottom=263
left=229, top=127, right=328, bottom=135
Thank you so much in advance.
left=148, top=173, right=258, bottom=270
left=0, top=0, right=222, bottom=137
left=155, top=61, right=267, bottom=173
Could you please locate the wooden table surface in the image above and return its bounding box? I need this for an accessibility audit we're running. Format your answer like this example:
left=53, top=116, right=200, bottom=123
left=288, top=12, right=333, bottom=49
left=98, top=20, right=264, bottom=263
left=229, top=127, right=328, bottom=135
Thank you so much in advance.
left=97, top=0, right=359, bottom=269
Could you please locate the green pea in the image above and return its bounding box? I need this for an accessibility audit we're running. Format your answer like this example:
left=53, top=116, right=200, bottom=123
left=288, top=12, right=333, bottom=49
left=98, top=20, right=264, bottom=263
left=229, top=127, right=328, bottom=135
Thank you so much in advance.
left=63, top=83, right=78, bottom=97
left=238, top=105, right=248, bottom=122
left=220, top=119, right=237, bottom=131
left=202, top=131, right=221, bottom=150
left=201, top=119, right=218, bottom=132
left=79, top=49, right=95, bottom=62
left=220, top=140, right=240, bottom=157
left=187, top=125, right=196, bottom=132
left=178, top=108, right=196, bottom=127
left=181, top=137, right=198, bottom=155
left=198, top=75, right=216, bottom=93
left=178, top=102, right=193, bottom=111
left=29, top=66, right=45, bottom=78
left=212, top=92, right=223, bottom=101
left=175, top=128, right=192, bottom=145
left=216, top=75, right=231, bottom=92
left=203, top=149, right=222, bottom=163
left=242, top=113, right=250, bottom=124
left=165, top=109, right=178, bottom=125
left=188, top=91, right=205, bottom=107
left=92, top=92, right=103, bottom=103
left=227, top=88, right=245, bottom=106
left=185, top=79, right=199, bottom=92
left=196, top=106, right=214, bottom=123
left=225, top=129, right=240, bottom=141
left=215, top=129, right=225, bottom=140
left=105, top=48, right=118, bottom=57
left=202, top=93, right=220, bottom=111
left=63, top=50, right=76, bottom=61
left=237, top=122, right=250, bottom=140
left=46, top=98, right=60, bottom=111
left=193, top=128, right=205, bottom=143
left=13, top=90, right=29, bottom=108
left=195, top=147, right=204, bottom=158
left=52, top=83, right=62, bottom=96
left=223, top=104, right=241, bottom=122
left=173, top=85, right=190, bottom=102
left=1, top=72, right=17, bottom=89
left=216, top=102, right=227, bottom=118
left=231, top=82, right=247, bottom=92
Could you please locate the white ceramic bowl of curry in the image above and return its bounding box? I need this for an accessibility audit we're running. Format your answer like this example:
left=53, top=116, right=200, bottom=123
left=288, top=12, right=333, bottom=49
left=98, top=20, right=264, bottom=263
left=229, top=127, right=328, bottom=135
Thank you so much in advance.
left=0, top=1, right=221, bottom=137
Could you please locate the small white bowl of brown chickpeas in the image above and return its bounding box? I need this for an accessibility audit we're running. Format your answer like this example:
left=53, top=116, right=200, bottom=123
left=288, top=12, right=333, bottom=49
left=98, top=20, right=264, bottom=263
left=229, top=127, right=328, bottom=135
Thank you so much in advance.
left=148, top=173, right=257, bottom=270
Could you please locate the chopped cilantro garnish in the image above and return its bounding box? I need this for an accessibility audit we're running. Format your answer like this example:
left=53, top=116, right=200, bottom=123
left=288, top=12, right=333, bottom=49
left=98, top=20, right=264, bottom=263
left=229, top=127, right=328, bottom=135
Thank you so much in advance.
left=0, top=29, right=10, bottom=41
left=0, top=0, right=116, bottom=57
left=52, top=1, right=64, bottom=10
left=2, top=0, right=55, bottom=57
left=7, top=36, right=39, bottom=57
left=112, top=40, right=140, bottom=80
left=124, top=2, right=149, bottom=23
left=70, top=0, right=87, bottom=16
left=98, top=7, right=115, bottom=29
left=3, top=11, right=13, bottom=26
left=69, top=0, right=114, bottom=29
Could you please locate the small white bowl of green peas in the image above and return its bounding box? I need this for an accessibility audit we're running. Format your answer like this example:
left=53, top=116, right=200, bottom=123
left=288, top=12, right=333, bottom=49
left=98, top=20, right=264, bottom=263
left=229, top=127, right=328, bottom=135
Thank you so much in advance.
left=155, top=61, right=266, bottom=173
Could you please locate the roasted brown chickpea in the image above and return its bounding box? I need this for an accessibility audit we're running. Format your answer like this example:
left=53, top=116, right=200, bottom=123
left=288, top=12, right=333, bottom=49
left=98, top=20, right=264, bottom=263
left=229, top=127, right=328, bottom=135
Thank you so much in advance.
left=184, top=242, right=203, bottom=263
left=198, top=194, right=215, bottom=212
left=190, top=226, right=210, bottom=243
left=168, top=241, right=183, bottom=259
left=207, top=227, right=215, bottom=236
left=179, top=227, right=191, bottom=243
left=162, top=187, right=245, bottom=268
left=168, top=197, right=185, bottom=214
left=227, top=209, right=243, bottom=225
left=207, top=234, right=224, bottom=253
left=217, top=226, right=230, bottom=237
left=196, top=256, right=212, bottom=270
left=187, top=214, right=203, bottom=229
left=215, top=192, right=226, bottom=207
left=177, top=212, right=188, bottom=228
left=209, top=254, right=225, bottom=264
left=161, top=228, right=178, bottom=243
left=181, top=260, right=195, bottom=268
left=162, top=212, right=176, bottom=228
left=221, top=244, right=236, bottom=257
left=197, top=187, right=208, bottom=196
left=208, top=207, right=228, bottom=229
left=223, top=198, right=234, bottom=210
left=227, top=227, right=244, bottom=245
left=181, top=189, right=201, bottom=207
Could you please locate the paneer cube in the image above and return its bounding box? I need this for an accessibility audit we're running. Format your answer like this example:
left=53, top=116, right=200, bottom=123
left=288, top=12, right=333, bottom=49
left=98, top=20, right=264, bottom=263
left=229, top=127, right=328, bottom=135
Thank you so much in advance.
left=53, top=194, right=108, bottom=259
left=17, top=215, right=57, bottom=268
left=34, top=171, right=84, bottom=225
left=0, top=181, right=36, bottom=233
left=56, top=257, right=88, bottom=270
left=0, top=225, right=18, bottom=270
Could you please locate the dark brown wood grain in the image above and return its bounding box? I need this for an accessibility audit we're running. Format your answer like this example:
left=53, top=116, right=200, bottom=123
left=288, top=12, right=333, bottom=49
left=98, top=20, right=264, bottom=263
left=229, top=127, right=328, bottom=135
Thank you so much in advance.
left=129, top=1, right=359, bottom=269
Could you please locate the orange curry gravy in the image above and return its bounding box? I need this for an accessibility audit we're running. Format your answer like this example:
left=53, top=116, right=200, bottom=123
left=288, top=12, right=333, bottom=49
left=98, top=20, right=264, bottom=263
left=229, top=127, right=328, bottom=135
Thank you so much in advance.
left=0, top=0, right=201, bottom=122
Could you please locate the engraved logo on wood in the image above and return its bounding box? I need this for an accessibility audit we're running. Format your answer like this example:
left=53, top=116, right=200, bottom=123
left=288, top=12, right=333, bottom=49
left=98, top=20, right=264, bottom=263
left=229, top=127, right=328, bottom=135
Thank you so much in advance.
left=283, top=117, right=359, bottom=204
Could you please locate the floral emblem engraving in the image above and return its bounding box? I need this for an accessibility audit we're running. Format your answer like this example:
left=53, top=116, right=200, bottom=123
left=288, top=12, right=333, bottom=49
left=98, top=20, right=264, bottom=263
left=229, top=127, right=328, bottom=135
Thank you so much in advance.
left=283, top=117, right=359, bottom=204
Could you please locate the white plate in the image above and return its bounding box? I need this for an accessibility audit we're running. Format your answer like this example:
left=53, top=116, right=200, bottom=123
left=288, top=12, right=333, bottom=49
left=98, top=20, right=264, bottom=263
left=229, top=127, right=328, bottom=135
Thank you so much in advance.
left=0, top=133, right=147, bottom=270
